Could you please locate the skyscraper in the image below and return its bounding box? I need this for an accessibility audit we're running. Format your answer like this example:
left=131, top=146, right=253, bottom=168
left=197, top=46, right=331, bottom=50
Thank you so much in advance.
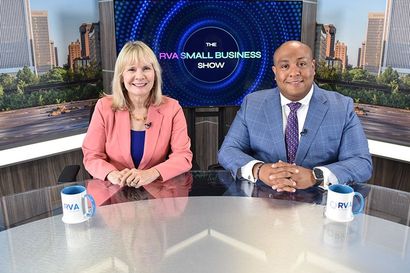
left=357, top=42, right=366, bottom=68
left=0, top=0, right=35, bottom=74
left=54, top=47, right=59, bottom=67
left=335, top=40, right=348, bottom=70
left=68, top=40, right=81, bottom=70
left=363, top=12, right=384, bottom=74
left=50, top=41, right=57, bottom=68
left=314, top=24, right=326, bottom=63
left=324, top=24, right=336, bottom=58
left=79, top=23, right=93, bottom=58
left=381, top=0, right=410, bottom=74
left=89, top=23, right=101, bottom=67
left=31, top=10, right=52, bottom=74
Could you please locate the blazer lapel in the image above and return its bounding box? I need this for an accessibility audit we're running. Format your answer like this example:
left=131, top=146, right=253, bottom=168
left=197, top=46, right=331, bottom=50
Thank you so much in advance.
left=264, top=89, right=287, bottom=161
left=138, top=105, right=163, bottom=169
left=116, top=110, right=134, bottom=168
left=295, top=87, right=329, bottom=164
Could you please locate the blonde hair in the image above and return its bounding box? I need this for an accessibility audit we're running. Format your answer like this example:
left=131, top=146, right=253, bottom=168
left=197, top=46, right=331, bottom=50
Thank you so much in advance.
left=111, top=41, right=163, bottom=110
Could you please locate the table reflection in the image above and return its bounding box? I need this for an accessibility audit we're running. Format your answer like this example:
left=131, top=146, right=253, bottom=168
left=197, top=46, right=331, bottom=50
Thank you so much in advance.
left=0, top=171, right=409, bottom=232
left=1, top=171, right=410, bottom=273
left=86, top=172, right=193, bottom=206
left=86, top=171, right=372, bottom=208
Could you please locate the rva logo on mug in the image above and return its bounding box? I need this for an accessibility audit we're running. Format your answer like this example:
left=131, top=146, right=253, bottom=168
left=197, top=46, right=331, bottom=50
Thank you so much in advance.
left=325, top=184, right=364, bottom=222
left=63, top=203, right=81, bottom=211
left=329, top=201, right=352, bottom=210
left=61, top=185, right=96, bottom=224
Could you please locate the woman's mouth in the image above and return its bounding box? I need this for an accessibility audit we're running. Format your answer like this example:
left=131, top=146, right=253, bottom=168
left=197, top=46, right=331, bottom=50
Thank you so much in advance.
left=132, top=82, right=148, bottom=87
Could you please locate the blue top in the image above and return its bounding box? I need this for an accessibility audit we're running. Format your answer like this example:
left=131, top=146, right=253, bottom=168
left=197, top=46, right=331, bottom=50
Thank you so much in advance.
left=131, top=130, right=145, bottom=168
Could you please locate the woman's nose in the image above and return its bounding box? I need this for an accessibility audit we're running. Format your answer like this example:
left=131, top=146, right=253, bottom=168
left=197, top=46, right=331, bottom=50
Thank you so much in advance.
left=134, top=69, right=145, bottom=79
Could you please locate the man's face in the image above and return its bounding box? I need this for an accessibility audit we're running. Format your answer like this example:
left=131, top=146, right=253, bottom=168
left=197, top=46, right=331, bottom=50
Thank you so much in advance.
left=272, top=42, right=315, bottom=101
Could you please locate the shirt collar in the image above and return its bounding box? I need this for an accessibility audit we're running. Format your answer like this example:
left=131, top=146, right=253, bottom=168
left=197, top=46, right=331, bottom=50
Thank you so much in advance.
left=280, top=84, right=314, bottom=107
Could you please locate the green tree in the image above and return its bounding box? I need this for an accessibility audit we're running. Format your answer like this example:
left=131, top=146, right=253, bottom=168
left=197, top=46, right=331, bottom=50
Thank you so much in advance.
left=341, top=69, right=352, bottom=82
left=16, top=66, right=38, bottom=85
left=349, top=68, right=370, bottom=82
left=16, top=80, right=26, bottom=94
left=401, top=74, right=410, bottom=88
left=377, top=66, right=399, bottom=85
left=65, top=68, right=75, bottom=82
left=315, top=61, right=340, bottom=81
left=40, top=67, right=66, bottom=83
left=0, top=85, right=4, bottom=97
left=0, top=73, right=16, bottom=90
left=391, top=79, right=400, bottom=94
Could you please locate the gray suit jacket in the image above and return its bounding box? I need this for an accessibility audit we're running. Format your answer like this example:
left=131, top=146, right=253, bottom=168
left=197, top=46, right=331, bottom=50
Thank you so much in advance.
left=218, top=85, right=372, bottom=184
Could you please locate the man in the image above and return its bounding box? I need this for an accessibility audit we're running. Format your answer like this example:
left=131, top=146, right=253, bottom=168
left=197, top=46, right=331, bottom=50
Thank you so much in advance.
left=218, top=41, right=372, bottom=192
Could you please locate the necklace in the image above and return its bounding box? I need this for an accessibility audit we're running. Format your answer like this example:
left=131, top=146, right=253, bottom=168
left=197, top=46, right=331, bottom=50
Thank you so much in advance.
left=130, top=112, right=147, bottom=121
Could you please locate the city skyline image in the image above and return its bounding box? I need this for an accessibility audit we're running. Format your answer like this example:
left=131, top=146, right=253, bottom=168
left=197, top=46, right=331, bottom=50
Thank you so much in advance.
left=30, top=0, right=98, bottom=68
left=315, top=0, right=409, bottom=147
left=0, top=0, right=408, bottom=150
left=0, top=0, right=102, bottom=150
left=317, top=0, right=386, bottom=68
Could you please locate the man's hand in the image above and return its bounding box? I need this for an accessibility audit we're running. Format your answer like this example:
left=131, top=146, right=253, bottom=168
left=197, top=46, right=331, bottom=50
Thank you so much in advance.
left=256, top=161, right=315, bottom=192
left=257, top=161, right=297, bottom=192
left=286, top=164, right=316, bottom=190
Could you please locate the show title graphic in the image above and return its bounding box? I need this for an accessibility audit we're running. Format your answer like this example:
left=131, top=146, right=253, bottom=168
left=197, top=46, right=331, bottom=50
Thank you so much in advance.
left=158, top=27, right=261, bottom=82
left=159, top=45, right=261, bottom=69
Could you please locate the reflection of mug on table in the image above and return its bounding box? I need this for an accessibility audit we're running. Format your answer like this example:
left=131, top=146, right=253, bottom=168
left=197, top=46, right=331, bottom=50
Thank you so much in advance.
left=322, top=216, right=364, bottom=248
left=61, top=185, right=96, bottom=224
left=322, top=220, right=351, bottom=248
left=325, top=184, right=364, bottom=222
left=64, top=221, right=92, bottom=249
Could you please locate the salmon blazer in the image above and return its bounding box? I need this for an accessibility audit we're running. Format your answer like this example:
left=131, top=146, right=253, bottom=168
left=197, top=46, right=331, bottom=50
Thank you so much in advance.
left=83, top=96, right=192, bottom=181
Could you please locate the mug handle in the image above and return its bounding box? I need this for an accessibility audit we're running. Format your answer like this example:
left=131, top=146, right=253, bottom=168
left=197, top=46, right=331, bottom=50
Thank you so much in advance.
left=353, top=192, right=364, bottom=214
left=84, top=194, right=96, bottom=218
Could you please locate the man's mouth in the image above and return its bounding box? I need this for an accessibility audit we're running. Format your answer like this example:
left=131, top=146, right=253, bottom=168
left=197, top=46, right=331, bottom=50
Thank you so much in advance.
left=286, top=79, right=303, bottom=84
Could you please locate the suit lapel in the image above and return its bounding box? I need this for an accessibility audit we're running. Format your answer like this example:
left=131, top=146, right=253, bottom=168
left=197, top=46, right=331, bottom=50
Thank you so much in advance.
left=138, top=105, right=163, bottom=169
left=116, top=110, right=134, bottom=168
left=263, top=89, right=287, bottom=160
left=295, top=86, right=329, bottom=164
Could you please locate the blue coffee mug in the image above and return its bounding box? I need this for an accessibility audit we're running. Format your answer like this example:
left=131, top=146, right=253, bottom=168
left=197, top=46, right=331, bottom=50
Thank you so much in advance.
left=61, top=185, right=96, bottom=224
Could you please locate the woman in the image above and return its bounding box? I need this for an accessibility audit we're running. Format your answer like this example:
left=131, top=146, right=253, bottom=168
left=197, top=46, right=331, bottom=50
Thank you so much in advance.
left=82, top=41, right=192, bottom=187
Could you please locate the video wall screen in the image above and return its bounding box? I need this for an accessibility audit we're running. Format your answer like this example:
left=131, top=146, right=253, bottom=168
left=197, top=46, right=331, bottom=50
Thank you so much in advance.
left=114, top=0, right=302, bottom=107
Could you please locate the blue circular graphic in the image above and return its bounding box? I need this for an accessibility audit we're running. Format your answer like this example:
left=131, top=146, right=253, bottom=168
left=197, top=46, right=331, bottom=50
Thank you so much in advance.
left=182, top=27, right=239, bottom=83
left=114, top=0, right=303, bottom=107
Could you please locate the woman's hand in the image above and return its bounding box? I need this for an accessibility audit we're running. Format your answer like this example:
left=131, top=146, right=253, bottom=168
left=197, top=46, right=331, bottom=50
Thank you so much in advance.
left=121, top=168, right=161, bottom=188
left=107, top=169, right=131, bottom=186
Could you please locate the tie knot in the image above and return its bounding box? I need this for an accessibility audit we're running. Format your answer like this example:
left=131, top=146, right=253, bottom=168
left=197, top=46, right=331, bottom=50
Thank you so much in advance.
left=287, top=102, right=301, bottom=112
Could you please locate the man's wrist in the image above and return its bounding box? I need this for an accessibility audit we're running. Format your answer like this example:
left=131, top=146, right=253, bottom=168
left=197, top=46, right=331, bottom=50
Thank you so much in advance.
left=253, top=163, right=264, bottom=180
left=312, top=167, right=324, bottom=187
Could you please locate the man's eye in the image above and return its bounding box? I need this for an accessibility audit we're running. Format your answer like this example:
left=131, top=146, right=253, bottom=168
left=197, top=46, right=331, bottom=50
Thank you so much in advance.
left=299, top=62, right=307, bottom=67
left=281, top=64, right=289, bottom=69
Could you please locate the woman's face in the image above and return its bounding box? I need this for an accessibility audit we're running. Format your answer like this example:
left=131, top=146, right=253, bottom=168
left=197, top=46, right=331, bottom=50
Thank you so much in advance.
left=122, top=60, right=155, bottom=99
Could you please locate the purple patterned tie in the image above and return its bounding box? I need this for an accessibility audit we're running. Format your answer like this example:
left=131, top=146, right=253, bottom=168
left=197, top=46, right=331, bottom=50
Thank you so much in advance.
left=285, top=102, right=301, bottom=163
